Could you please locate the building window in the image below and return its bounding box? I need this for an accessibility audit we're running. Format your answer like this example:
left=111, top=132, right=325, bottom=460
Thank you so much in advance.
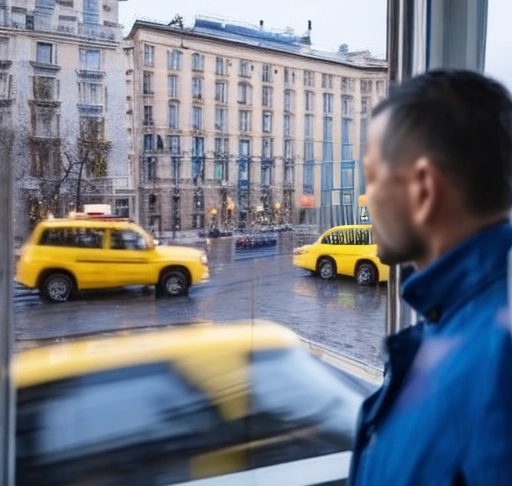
left=284, top=161, right=294, bottom=185
left=321, top=74, right=334, bottom=89
left=342, top=95, right=354, bottom=117
left=360, top=79, right=373, bottom=94
left=34, top=107, right=59, bottom=138
left=143, top=134, right=155, bottom=152
left=239, top=110, right=251, bottom=132
left=172, top=155, right=181, bottom=181
left=143, top=44, right=154, bottom=67
left=191, top=137, right=205, bottom=181
left=192, top=77, right=203, bottom=99
left=304, top=114, right=314, bottom=138
left=305, top=91, right=314, bottom=111
left=361, top=97, right=371, bottom=115
left=262, top=138, right=273, bottom=159
left=376, top=79, right=386, bottom=99
left=215, top=56, right=227, bottom=75
left=214, top=138, right=229, bottom=181
left=323, top=116, right=333, bottom=143
left=0, top=38, right=9, bottom=61
left=284, top=114, right=293, bottom=137
left=215, top=107, right=227, bottom=132
left=78, top=81, right=102, bottom=105
left=239, top=59, right=251, bottom=78
left=168, top=49, right=182, bottom=71
left=167, top=135, right=181, bottom=154
left=284, top=139, right=294, bottom=160
left=284, top=90, right=294, bottom=112
left=0, top=73, right=10, bottom=99
left=323, top=93, right=333, bottom=114
left=80, top=117, right=104, bottom=140
left=238, top=140, right=251, bottom=179
left=215, top=81, right=228, bottom=104
left=79, top=48, right=100, bottom=70
left=284, top=67, right=295, bottom=86
left=303, top=70, right=314, bottom=87
left=33, top=76, right=58, bottom=101
left=168, top=75, right=178, bottom=98
left=168, top=103, right=179, bottom=129
left=36, top=42, right=55, bottom=64
left=83, top=0, right=99, bottom=24
left=262, top=63, right=272, bottom=83
left=342, top=117, right=353, bottom=160
left=215, top=137, right=229, bottom=156
left=262, top=111, right=272, bottom=133
left=192, top=106, right=203, bottom=130
left=238, top=83, right=252, bottom=105
left=143, top=71, right=153, bottom=95
left=262, top=86, right=273, bottom=108
left=145, top=157, right=157, bottom=181
left=191, top=52, right=204, bottom=72
left=143, top=105, right=154, bottom=126
left=341, top=77, right=355, bottom=92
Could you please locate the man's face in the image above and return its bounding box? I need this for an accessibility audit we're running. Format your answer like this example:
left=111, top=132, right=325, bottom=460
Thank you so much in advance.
left=363, top=111, right=427, bottom=266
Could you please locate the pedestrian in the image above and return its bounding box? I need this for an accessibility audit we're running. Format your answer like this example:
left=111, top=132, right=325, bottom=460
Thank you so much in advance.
left=349, top=70, right=512, bottom=486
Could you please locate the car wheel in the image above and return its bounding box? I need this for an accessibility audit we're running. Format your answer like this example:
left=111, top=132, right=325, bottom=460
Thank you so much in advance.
left=159, top=270, right=188, bottom=297
left=318, top=258, right=336, bottom=280
left=356, top=262, right=377, bottom=286
left=40, top=273, right=74, bottom=302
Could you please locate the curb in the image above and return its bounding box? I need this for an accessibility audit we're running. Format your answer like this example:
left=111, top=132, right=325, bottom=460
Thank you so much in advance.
left=300, top=337, right=383, bottom=385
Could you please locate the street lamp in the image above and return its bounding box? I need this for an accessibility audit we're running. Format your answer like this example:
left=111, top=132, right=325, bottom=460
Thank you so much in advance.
left=172, top=187, right=180, bottom=240
left=273, top=202, right=281, bottom=224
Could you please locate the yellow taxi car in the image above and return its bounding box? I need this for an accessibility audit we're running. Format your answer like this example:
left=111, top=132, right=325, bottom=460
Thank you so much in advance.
left=293, top=224, right=389, bottom=285
left=14, top=321, right=366, bottom=486
left=15, top=207, right=209, bottom=302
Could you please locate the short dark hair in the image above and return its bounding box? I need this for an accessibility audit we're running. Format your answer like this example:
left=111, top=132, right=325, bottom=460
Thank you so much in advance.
left=373, top=70, right=512, bottom=216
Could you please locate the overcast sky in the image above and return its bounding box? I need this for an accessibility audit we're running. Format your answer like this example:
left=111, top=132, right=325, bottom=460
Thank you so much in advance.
left=119, top=0, right=511, bottom=89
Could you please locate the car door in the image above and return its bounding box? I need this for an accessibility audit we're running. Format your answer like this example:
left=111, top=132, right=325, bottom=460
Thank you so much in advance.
left=104, top=228, right=152, bottom=287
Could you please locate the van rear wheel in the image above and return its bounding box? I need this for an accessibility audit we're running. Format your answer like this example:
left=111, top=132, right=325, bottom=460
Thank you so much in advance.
left=40, top=273, right=75, bottom=302
left=356, top=262, right=377, bottom=286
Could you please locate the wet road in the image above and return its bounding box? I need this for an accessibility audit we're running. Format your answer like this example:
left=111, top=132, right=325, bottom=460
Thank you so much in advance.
left=14, top=232, right=387, bottom=368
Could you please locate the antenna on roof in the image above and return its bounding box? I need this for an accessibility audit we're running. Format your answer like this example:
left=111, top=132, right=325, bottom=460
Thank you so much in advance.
left=168, top=14, right=184, bottom=29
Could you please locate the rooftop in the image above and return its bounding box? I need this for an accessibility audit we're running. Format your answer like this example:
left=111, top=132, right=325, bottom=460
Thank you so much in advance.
left=126, top=15, right=387, bottom=70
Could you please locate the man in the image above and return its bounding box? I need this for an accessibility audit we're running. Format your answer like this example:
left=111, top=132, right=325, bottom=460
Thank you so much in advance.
left=349, top=70, right=512, bottom=486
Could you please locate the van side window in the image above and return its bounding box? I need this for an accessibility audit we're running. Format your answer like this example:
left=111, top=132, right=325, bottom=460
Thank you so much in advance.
left=110, top=230, right=147, bottom=250
left=341, top=228, right=354, bottom=244
left=355, top=228, right=371, bottom=245
left=39, top=228, right=104, bottom=248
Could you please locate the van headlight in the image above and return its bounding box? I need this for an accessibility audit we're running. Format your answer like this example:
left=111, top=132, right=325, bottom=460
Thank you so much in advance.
left=200, top=252, right=208, bottom=265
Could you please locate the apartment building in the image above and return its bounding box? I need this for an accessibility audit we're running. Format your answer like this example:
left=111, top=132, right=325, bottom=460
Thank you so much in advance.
left=125, top=16, right=387, bottom=234
left=0, top=0, right=134, bottom=241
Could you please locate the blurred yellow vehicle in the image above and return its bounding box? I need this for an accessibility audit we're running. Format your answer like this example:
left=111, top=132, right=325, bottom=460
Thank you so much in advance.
left=14, top=321, right=368, bottom=486
left=15, top=206, right=209, bottom=302
left=293, top=224, right=389, bottom=285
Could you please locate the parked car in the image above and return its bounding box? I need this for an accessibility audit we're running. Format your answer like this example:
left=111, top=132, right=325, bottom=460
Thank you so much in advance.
left=15, top=321, right=368, bottom=486
left=293, top=224, right=389, bottom=285
left=15, top=208, right=209, bottom=302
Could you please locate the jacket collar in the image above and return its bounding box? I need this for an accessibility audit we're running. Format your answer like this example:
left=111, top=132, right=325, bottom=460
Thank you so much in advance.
left=402, top=220, right=512, bottom=323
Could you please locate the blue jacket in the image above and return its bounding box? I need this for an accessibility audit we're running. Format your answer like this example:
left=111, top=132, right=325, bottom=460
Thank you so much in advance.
left=349, top=222, right=512, bottom=486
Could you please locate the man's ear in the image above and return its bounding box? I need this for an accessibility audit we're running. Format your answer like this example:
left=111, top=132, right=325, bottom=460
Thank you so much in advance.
left=408, top=157, right=444, bottom=227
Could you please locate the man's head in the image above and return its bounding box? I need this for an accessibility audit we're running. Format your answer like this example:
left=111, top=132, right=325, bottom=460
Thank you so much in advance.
left=364, top=70, right=512, bottom=267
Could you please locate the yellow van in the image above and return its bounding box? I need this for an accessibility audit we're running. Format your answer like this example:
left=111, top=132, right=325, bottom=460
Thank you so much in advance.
left=293, top=224, right=389, bottom=285
left=15, top=321, right=364, bottom=485
left=15, top=214, right=209, bottom=302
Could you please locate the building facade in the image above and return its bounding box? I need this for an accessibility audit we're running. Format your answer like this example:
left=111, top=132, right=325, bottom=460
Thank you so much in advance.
left=125, top=17, right=387, bottom=235
left=0, top=0, right=134, bottom=242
